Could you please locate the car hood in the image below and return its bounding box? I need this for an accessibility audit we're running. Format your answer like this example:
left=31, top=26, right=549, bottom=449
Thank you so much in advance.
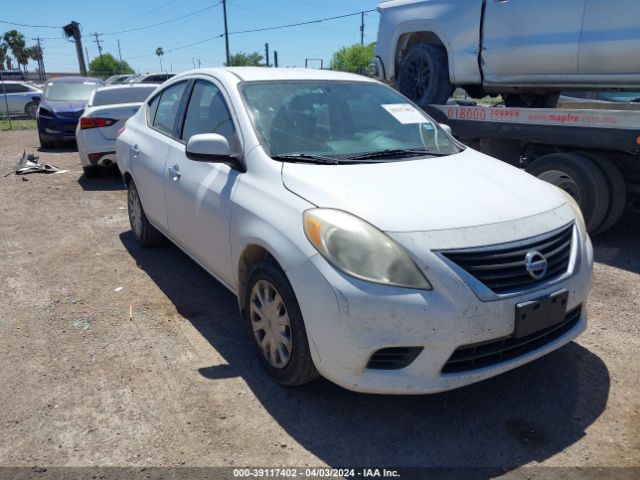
left=41, top=99, right=86, bottom=114
left=281, top=148, right=566, bottom=232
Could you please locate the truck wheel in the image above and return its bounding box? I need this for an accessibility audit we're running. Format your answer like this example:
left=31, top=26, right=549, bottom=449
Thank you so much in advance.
left=526, top=153, right=609, bottom=233
left=396, top=43, right=453, bottom=107
left=504, top=94, right=559, bottom=108
left=581, top=153, right=627, bottom=234
left=244, top=259, right=319, bottom=387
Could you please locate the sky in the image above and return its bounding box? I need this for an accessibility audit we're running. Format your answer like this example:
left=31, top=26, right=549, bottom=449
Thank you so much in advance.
left=2, top=0, right=382, bottom=74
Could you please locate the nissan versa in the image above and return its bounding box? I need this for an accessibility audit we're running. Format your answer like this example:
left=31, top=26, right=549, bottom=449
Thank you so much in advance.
left=116, top=68, right=593, bottom=394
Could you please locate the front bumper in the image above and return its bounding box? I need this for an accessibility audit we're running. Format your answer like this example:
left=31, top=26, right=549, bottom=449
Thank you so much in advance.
left=37, top=116, right=79, bottom=142
left=286, top=210, right=593, bottom=395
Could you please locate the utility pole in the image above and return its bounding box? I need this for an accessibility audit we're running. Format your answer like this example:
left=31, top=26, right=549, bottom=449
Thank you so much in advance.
left=192, top=58, right=196, bottom=69
left=85, top=46, right=91, bottom=66
left=222, top=0, right=230, bottom=66
left=274, top=51, right=278, bottom=68
left=117, top=39, right=122, bottom=62
left=93, top=32, right=103, bottom=59
left=36, top=37, right=46, bottom=81
left=63, top=21, right=87, bottom=76
left=360, top=12, right=365, bottom=46
left=264, top=43, right=270, bottom=67
left=197, top=59, right=201, bottom=68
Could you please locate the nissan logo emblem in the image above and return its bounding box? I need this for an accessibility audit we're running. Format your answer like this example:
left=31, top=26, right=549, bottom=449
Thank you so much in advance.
left=525, top=250, right=548, bottom=280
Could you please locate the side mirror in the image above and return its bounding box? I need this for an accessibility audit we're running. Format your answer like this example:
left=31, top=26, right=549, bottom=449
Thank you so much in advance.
left=186, top=133, right=234, bottom=162
left=439, top=123, right=453, bottom=135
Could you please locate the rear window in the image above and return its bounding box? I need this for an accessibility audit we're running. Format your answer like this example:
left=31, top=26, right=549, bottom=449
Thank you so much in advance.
left=92, top=86, right=157, bottom=106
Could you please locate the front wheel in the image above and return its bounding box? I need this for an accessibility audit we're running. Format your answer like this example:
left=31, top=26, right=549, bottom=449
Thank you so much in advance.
left=244, top=260, right=319, bottom=386
left=127, top=180, right=163, bottom=246
left=25, top=101, right=38, bottom=118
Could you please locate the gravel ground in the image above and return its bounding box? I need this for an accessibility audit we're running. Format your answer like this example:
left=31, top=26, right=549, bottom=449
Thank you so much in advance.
left=0, top=130, right=638, bottom=476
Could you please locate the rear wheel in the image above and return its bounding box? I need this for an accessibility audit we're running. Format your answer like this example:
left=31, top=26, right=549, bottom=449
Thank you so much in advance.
left=396, top=43, right=453, bottom=107
left=504, top=93, right=559, bottom=108
left=244, top=260, right=319, bottom=386
left=526, top=152, right=610, bottom=233
left=25, top=101, right=38, bottom=118
left=127, top=180, right=163, bottom=246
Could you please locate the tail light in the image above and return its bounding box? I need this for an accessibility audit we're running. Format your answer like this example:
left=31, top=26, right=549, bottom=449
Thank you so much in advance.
left=80, top=117, right=117, bottom=129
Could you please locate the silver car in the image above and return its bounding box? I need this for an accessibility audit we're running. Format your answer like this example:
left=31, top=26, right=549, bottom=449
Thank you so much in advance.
left=0, top=81, right=42, bottom=118
left=373, top=0, right=640, bottom=107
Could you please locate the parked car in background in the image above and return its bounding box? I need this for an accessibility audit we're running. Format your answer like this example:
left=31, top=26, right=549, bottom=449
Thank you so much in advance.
left=77, top=83, right=158, bottom=177
left=104, top=74, right=135, bottom=85
left=0, top=81, right=42, bottom=118
left=117, top=67, right=593, bottom=394
left=0, top=70, right=26, bottom=81
left=37, top=77, right=102, bottom=148
left=126, top=73, right=175, bottom=84
left=372, top=0, right=640, bottom=108
left=558, top=91, right=640, bottom=109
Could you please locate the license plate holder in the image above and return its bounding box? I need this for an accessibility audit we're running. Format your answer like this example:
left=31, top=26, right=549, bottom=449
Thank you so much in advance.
left=514, top=290, right=568, bottom=339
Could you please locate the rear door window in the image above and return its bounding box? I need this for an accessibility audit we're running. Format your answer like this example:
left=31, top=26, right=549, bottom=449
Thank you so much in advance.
left=151, top=81, right=187, bottom=136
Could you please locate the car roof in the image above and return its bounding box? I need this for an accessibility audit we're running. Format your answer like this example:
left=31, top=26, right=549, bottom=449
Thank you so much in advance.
left=94, top=83, right=159, bottom=92
left=172, top=67, right=377, bottom=84
left=46, top=76, right=103, bottom=84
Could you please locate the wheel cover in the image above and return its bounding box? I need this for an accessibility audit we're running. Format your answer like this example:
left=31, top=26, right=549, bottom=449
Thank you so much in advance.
left=399, top=55, right=431, bottom=101
left=538, top=170, right=581, bottom=204
left=249, top=279, right=292, bottom=369
left=25, top=103, right=37, bottom=118
left=128, top=187, right=143, bottom=239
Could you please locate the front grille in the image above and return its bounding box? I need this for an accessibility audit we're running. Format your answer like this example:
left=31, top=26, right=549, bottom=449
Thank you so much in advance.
left=440, top=223, right=574, bottom=295
left=367, top=347, right=423, bottom=370
left=442, top=306, right=581, bottom=374
left=58, top=110, right=83, bottom=118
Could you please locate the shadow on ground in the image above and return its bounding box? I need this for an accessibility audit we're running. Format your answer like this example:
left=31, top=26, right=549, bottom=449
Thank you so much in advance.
left=121, top=231, right=610, bottom=472
left=592, top=210, right=640, bottom=275
left=77, top=166, right=125, bottom=191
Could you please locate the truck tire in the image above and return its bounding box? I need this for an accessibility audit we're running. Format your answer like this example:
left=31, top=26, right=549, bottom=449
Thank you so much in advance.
left=581, top=153, right=627, bottom=235
left=504, top=94, right=559, bottom=108
left=396, top=43, right=453, bottom=107
left=526, top=153, right=609, bottom=233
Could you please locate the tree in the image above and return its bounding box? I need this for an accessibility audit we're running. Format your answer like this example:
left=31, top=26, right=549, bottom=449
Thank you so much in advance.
left=2, top=30, right=26, bottom=72
left=330, top=43, right=375, bottom=74
left=0, top=43, right=7, bottom=70
left=89, top=53, right=134, bottom=78
left=155, top=47, right=164, bottom=72
left=225, top=51, right=264, bottom=67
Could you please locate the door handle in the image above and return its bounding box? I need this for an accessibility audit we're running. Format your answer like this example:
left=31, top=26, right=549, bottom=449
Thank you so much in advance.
left=168, top=165, right=181, bottom=180
left=131, top=144, right=140, bottom=158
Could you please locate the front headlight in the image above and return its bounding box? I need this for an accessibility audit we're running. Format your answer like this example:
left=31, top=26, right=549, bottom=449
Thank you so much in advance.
left=303, top=209, right=432, bottom=290
left=558, top=188, right=587, bottom=233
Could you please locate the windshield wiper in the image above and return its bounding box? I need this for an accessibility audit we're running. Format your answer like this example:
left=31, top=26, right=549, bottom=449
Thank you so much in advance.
left=271, top=153, right=342, bottom=165
left=346, top=148, right=450, bottom=161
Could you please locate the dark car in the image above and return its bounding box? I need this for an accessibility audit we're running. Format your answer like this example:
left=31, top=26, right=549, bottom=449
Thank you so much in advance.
left=37, top=77, right=103, bottom=148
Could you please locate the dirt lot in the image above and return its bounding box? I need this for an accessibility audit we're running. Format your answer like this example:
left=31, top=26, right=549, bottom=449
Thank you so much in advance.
left=0, top=129, right=638, bottom=475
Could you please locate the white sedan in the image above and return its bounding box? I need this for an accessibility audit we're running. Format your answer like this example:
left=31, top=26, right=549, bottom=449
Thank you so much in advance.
left=116, top=67, right=593, bottom=394
left=76, top=84, right=158, bottom=177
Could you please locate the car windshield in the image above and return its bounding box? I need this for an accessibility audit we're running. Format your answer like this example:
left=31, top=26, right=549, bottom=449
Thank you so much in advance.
left=45, top=81, right=99, bottom=102
left=240, top=80, right=463, bottom=160
left=91, top=86, right=156, bottom=106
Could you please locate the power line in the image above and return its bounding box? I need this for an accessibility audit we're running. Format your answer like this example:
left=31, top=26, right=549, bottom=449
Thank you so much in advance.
left=98, top=3, right=222, bottom=36
left=0, top=19, right=61, bottom=29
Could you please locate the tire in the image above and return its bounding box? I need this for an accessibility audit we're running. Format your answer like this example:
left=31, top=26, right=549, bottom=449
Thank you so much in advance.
left=526, top=153, right=609, bottom=233
left=396, top=43, right=453, bottom=107
left=25, top=101, right=38, bottom=119
left=244, top=259, right=319, bottom=386
left=504, top=93, right=559, bottom=108
left=127, top=180, right=164, bottom=246
left=82, top=166, right=101, bottom=178
left=581, top=152, right=627, bottom=235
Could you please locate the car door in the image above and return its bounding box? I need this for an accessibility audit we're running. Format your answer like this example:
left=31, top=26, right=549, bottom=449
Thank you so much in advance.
left=131, top=80, right=188, bottom=231
left=481, top=0, right=586, bottom=82
left=1, top=84, right=23, bottom=112
left=578, top=0, right=640, bottom=78
left=164, top=78, right=241, bottom=284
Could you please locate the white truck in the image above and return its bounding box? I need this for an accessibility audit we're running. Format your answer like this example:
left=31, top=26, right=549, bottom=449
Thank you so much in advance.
left=371, top=0, right=640, bottom=108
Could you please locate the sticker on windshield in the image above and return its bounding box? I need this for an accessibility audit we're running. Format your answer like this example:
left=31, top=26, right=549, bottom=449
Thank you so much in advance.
left=381, top=103, right=425, bottom=124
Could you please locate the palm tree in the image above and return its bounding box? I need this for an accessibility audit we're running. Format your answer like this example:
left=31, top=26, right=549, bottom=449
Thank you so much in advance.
left=0, top=43, right=7, bottom=70
left=155, top=47, right=164, bottom=73
left=2, top=30, right=26, bottom=72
